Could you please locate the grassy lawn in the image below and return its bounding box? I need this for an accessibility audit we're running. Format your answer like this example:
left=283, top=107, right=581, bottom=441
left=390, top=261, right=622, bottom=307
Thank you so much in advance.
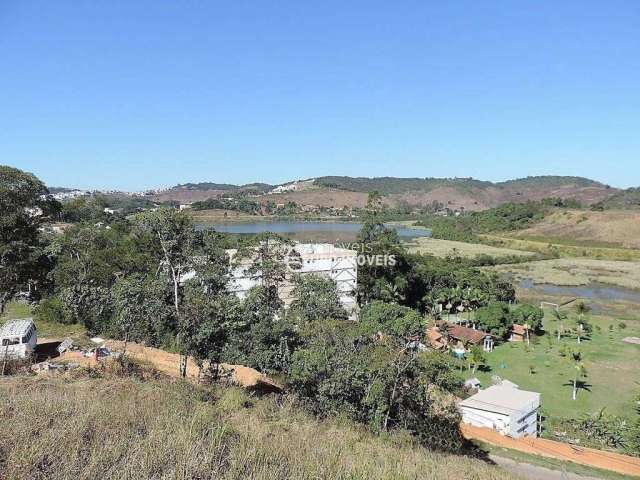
left=1, top=302, right=86, bottom=339
left=464, top=309, right=640, bottom=419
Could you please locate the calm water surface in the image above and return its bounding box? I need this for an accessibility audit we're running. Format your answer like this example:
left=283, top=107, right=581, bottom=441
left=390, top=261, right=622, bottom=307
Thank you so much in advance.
left=197, top=220, right=432, bottom=242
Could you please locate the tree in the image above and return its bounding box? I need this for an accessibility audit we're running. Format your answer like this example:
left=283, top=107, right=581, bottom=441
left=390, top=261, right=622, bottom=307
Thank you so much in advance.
left=475, top=302, right=514, bottom=338
left=358, top=301, right=425, bottom=339
left=574, top=302, right=592, bottom=344
left=0, top=166, right=56, bottom=313
left=133, top=208, right=198, bottom=378
left=111, top=274, right=173, bottom=355
left=468, top=346, right=486, bottom=374
left=510, top=303, right=545, bottom=332
left=223, top=285, right=300, bottom=374
left=289, top=318, right=465, bottom=451
left=289, top=274, right=348, bottom=323
left=181, top=282, right=240, bottom=380
left=569, top=351, right=588, bottom=401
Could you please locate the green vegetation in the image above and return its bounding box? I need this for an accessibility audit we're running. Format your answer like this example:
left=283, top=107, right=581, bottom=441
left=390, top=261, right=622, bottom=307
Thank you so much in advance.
left=192, top=196, right=262, bottom=214
left=0, top=377, right=519, bottom=480
left=463, top=309, right=640, bottom=419
left=416, top=200, right=580, bottom=243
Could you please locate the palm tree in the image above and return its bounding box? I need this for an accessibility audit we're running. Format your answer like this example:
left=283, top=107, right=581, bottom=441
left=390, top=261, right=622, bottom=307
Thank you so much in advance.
left=570, top=351, right=587, bottom=401
left=575, top=302, right=591, bottom=343
left=469, top=346, right=486, bottom=374
left=553, top=309, right=567, bottom=342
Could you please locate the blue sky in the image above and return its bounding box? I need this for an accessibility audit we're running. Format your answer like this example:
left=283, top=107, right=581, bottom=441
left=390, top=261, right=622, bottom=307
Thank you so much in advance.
left=1, top=1, right=638, bottom=190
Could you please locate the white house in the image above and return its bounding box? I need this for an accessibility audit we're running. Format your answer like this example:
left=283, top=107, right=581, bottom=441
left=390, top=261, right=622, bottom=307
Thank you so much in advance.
left=0, top=318, right=37, bottom=360
left=459, top=382, right=540, bottom=438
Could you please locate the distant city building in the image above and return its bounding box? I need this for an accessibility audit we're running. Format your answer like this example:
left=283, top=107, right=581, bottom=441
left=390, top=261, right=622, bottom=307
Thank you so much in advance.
left=459, top=382, right=540, bottom=438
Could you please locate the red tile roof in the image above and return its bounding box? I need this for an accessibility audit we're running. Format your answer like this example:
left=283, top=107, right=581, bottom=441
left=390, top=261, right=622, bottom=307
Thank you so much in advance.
left=446, top=325, right=489, bottom=345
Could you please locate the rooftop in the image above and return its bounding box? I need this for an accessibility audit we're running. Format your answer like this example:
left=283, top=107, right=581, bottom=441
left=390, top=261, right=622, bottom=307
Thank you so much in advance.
left=446, top=324, right=490, bottom=345
left=459, top=383, right=540, bottom=417
left=0, top=318, right=35, bottom=338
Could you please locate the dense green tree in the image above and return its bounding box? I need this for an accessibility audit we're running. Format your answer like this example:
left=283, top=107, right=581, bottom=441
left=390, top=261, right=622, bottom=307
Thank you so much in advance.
left=0, top=166, right=56, bottom=312
left=223, top=285, right=299, bottom=374
left=474, top=301, right=514, bottom=338
left=289, top=319, right=465, bottom=451
left=510, top=303, right=545, bottom=332
left=181, top=282, right=241, bottom=379
left=111, top=274, right=173, bottom=351
left=288, top=274, right=348, bottom=323
left=358, top=301, right=424, bottom=339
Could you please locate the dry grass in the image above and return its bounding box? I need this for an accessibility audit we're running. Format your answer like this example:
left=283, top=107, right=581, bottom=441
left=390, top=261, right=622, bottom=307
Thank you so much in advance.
left=515, top=209, right=640, bottom=249
left=490, top=258, right=640, bottom=289
left=482, top=234, right=640, bottom=261
left=0, top=376, right=520, bottom=480
left=407, top=237, right=536, bottom=259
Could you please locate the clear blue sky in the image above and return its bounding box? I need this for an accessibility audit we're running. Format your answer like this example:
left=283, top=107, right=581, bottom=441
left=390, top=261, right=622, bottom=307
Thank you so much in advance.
left=1, top=1, right=638, bottom=190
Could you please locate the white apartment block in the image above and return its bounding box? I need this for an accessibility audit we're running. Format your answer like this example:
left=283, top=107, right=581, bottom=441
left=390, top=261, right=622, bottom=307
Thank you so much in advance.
left=227, top=243, right=358, bottom=315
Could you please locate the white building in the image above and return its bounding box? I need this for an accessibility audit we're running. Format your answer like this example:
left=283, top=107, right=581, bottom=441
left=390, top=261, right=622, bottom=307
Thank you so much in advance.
left=459, top=382, right=540, bottom=438
left=227, top=243, right=358, bottom=315
left=0, top=318, right=37, bottom=360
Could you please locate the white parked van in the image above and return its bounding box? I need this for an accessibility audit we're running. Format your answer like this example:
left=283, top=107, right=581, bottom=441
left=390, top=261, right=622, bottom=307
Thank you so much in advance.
left=0, top=318, right=37, bottom=359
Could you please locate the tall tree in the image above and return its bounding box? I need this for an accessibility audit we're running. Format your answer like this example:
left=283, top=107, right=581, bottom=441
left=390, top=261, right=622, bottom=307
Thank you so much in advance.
left=134, top=208, right=198, bottom=378
left=0, top=166, right=56, bottom=313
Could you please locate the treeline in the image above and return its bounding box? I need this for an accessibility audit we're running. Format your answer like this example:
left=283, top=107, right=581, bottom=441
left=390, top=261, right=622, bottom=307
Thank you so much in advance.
left=192, top=196, right=262, bottom=214
left=416, top=198, right=582, bottom=242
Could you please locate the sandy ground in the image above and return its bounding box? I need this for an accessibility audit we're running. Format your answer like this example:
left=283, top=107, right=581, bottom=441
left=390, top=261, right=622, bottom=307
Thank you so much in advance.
left=47, top=339, right=283, bottom=392
left=461, top=424, right=640, bottom=477
left=489, top=455, right=604, bottom=480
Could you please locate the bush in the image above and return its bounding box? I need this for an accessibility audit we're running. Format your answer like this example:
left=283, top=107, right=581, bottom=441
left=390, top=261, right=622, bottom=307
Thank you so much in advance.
left=34, top=296, right=72, bottom=324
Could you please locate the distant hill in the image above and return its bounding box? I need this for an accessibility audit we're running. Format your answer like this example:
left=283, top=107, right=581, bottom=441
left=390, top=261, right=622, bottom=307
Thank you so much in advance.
left=154, top=175, right=618, bottom=210
left=592, top=187, right=640, bottom=210
left=173, top=182, right=273, bottom=192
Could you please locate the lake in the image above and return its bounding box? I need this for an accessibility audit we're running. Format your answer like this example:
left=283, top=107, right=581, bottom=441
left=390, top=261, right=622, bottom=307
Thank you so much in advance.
left=197, top=220, right=432, bottom=243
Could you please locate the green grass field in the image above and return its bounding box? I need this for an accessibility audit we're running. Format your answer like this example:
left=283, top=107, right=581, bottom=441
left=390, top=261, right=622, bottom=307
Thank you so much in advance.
left=464, top=309, right=640, bottom=419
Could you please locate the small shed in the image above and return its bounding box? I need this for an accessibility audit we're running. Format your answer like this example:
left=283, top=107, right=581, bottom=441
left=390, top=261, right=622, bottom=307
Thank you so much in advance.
left=0, top=318, right=37, bottom=359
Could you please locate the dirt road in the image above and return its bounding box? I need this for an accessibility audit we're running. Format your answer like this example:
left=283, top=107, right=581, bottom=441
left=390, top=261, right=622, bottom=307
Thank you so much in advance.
left=461, top=424, right=640, bottom=477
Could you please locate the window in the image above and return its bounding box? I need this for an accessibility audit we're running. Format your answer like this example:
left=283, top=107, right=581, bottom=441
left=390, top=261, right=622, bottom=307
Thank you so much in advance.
left=1, top=337, right=20, bottom=346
